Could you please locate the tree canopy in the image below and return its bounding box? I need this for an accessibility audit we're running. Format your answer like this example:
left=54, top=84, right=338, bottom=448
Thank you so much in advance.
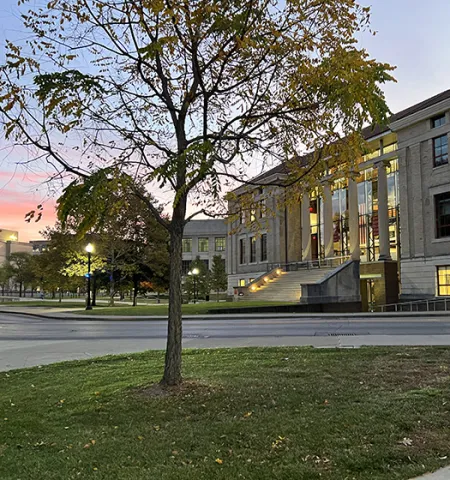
left=0, top=0, right=394, bottom=385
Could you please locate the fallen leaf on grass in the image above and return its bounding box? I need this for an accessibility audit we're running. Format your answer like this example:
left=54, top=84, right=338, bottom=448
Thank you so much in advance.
left=399, top=437, right=413, bottom=446
left=215, top=458, right=223, bottom=465
left=243, top=412, right=252, bottom=418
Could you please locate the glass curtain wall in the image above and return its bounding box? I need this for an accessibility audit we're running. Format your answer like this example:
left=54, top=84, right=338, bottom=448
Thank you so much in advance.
left=387, top=159, right=400, bottom=260
left=357, top=158, right=400, bottom=262
left=332, top=180, right=349, bottom=257
left=309, top=192, right=324, bottom=260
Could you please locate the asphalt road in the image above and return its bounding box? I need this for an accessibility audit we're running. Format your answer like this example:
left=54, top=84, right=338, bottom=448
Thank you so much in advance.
left=2, top=312, right=450, bottom=371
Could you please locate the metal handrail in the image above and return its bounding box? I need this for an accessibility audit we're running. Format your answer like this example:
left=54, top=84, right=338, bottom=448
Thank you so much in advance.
left=376, top=297, right=450, bottom=313
left=268, top=255, right=350, bottom=272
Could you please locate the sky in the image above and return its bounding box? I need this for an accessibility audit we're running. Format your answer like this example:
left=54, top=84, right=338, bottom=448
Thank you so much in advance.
left=1, top=0, right=450, bottom=241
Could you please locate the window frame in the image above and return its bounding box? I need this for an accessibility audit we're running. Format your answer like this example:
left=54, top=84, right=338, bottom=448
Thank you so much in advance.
left=198, top=237, right=209, bottom=252
left=215, top=237, right=226, bottom=252
left=182, top=238, right=192, bottom=253
left=432, top=114, right=446, bottom=129
left=435, top=192, right=450, bottom=238
left=433, top=134, right=449, bottom=167
left=437, top=266, right=450, bottom=296
left=239, top=279, right=246, bottom=287
left=239, top=238, right=246, bottom=265
left=261, top=233, right=268, bottom=262
left=250, top=236, right=257, bottom=263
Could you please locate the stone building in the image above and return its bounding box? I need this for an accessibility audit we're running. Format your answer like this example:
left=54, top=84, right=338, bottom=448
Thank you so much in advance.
left=182, top=219, right=227, bottom=275
left=226, top=89, right=450, bottom=307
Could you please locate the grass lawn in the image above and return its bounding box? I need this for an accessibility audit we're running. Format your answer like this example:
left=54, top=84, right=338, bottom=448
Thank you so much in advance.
left=2, top=347, right=450, bottom=479
left=75, top=301, right=290, bottom=316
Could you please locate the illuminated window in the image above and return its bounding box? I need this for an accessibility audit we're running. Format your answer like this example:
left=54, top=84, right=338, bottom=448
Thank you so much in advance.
left=239, top=279, right=246, bottom=287
left=432, top=114, right=446, bottom=129
left=437, top=266, right=450, bottom=296
left=198, top=238, right=209, bottom=252
left=383, top=143, right=398, bottom=154
left=433, top=135, right=448, bottom=167
left=215, top=237, right=226, bottom=251
left=435, top=192, right=450, bottom=238
left=250, top=205, right=256, bottom=223
left=182, top=238, right=192, bottom=253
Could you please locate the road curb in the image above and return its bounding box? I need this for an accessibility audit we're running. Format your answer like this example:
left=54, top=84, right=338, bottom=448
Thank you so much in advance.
left=2, top=308, right=450, bottom=322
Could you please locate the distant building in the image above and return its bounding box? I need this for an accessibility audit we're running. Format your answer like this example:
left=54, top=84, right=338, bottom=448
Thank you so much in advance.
left=182, top=219, right=227, bottom=275
left=0, top=240, right=33, bottom=265
left=29, top=240, right=49, bottom=254
left=0, top=228, right=18, bottom=242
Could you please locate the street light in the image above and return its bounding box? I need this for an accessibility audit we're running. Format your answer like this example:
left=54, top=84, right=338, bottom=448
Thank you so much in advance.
left=188, top=267, right=200, bottom=303
left=85, top=243, right=94, bottom=311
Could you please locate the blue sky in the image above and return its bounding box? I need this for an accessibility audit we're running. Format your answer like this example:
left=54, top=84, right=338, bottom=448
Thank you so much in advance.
left=1, top=0, right=450, bottom=239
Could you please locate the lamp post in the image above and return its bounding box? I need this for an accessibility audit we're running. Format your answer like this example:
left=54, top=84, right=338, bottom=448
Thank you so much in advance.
left=188, top=267, right=200, bottom=303
left=85, top=243, right=94, bottom=311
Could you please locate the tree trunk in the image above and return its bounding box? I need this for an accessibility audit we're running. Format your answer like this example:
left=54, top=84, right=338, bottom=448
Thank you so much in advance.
left=19, top=282, right=23, bottom=297
left=161, top=204, right=186, bottom=386
left=59, top=289, right=62, bottom=303
left=157, top=291, right=160, bottom=304
left=109, top=272, right=115, bottom=307
left=133, top=275, right=138, bottom=307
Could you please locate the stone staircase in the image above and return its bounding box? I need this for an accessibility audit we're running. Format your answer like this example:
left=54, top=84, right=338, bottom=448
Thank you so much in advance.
left=246, top=267, right=336, bottom=302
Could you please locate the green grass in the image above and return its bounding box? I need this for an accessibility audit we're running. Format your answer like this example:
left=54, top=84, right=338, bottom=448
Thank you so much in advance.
left=2, top=347, right=450, bottom=479
left=75, top=301, right=290, bottom=316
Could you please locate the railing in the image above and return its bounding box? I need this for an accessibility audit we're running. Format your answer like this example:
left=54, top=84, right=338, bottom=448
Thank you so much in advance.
left=376, top=297, right=450, bottom=313
left=268, top=255, right=350, bottom=272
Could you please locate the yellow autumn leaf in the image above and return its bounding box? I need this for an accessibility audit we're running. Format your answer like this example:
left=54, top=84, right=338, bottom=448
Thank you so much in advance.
left=243, top=411, right=252, bottom=418
left=215, top=458, right=223, bottom=465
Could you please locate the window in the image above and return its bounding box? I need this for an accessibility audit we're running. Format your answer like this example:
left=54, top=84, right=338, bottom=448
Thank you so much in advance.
left=182, top=238, right=192, bottom=253
left=239, top=279, right=246, bottom=287
left=260, top=198, right=266, bottom=218
left=261, top=234, right=267, bottom=262
left=436, top=192, right=450, bottom=238
left=182, top=260, right=192, bottom=275
left=433, top=134, right=448, bottom=167
left=250, top=236, right=256, bottom=263
left=215, top=237, right=226, bottom=251
left=240, top=210, right=245, bottom=224
left=437, top=266, right=450, bottom=296
left=198, top=238, right=209, bottom=252
left=432, top=114, right=446, bottom=129
left=250, top=205, right=256, bottom=223
left=239, top=239, right=246, bottom=264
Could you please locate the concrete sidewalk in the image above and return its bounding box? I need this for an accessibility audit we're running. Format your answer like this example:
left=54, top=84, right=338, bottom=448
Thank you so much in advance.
left=410, top=466, right=450, bottom=479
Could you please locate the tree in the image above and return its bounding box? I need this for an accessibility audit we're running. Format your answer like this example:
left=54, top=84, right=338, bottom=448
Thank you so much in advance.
left=56, top=173, right=170, bottom=306
left=8, top=252, right=35, bottom=297
left=0, top=265, right=13, bottom=296
left=0, top=0, right=393, bottom=385
left=184, top=256, right=210, bottom=301
left=210, top=255, right=227, bottom=301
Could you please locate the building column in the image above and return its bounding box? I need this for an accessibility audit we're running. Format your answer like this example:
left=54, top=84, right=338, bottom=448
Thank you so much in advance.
left=348, top=177, right=360, bottom=261
left=377, top=160, right=392, bottom=261
left=301, top=192, right=311, bottom=261
left=323, top=182, right=334, bottom=258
